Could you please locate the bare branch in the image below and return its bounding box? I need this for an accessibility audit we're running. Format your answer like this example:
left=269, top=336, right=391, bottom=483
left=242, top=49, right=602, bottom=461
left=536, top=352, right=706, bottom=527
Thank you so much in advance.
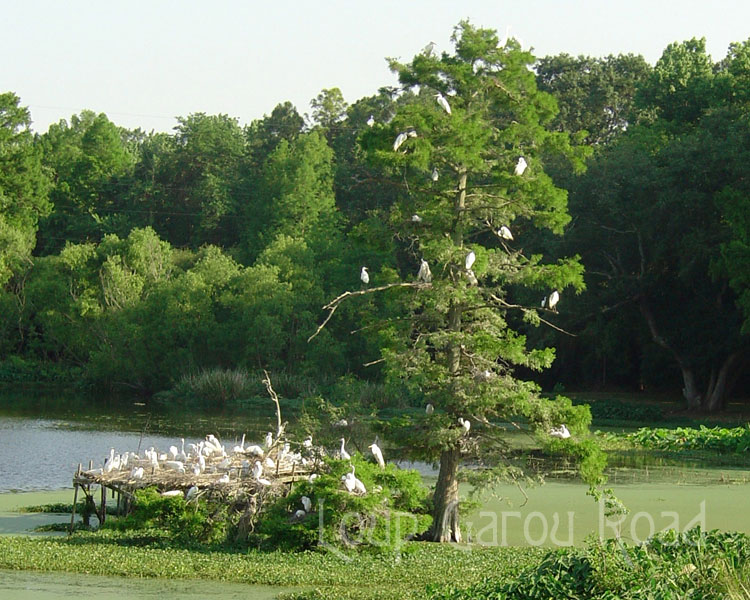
left=262, top=370, right=283, bottom=438
left=308, top=281, right=430, bottom=342
left=362, top=358, right=386, bottom=367
left=488, top=293, right=577, bottom=337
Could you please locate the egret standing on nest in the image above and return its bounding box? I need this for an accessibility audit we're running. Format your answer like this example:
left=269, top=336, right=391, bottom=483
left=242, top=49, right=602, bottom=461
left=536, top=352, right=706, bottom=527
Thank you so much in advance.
left=514, top=157, right=528, bottom=176
left=417, top=259, right=432, bottom=283
left=338, top=438, right=351, bottom=461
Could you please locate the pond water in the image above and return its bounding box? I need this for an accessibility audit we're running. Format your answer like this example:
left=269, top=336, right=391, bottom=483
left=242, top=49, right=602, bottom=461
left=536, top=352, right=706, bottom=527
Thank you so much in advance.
left=0, top=569, right=286, bottom=600
left=1, top=389, right=749, bottom=597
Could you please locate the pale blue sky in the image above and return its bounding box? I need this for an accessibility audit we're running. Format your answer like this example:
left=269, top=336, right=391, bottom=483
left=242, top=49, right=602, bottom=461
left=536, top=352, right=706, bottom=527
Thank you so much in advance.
left=4, top=0, right=750, bottom=133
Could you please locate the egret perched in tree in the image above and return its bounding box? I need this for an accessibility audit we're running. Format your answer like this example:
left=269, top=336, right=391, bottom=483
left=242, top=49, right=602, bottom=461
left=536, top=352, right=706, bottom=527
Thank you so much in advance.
left=549, top=424, right=571, bottom=439
left=417, top=259, right=432, bottom=283
left=466, top=269, right=478, bottom=286
left=301, top=496, right=312, bottom=512
left=548, top=290, right=560, bottom=310
left=367, top=115, right=375, bottom=127
left=411, top=214, right=422, bottom=223
left=393, top=132, right=408, bottom=151
left=514, top=156, right=528, bottom=176
left=458, top=417, right=471, bottom=434
left=541, top=296, right=547, bottom=308
left=360, top=266, right=369, bottom=285
left=338, top=438, right=351, bottom=461
left=422, top=41, right=435, bottom=56
left=432, top=167, right=439, bottom=181
left=498, top=226, right=513, bottom=240
left=465, top=250, right=476, bottom=270
left=435, top=92, right=452, bottom=114
left=264, top=431, right=274, bottom=449
left=425, top=403, right=435, bottom=415
left=407, top=129, right=418, bottom=138
left=369, top=438, right=385, bottom=469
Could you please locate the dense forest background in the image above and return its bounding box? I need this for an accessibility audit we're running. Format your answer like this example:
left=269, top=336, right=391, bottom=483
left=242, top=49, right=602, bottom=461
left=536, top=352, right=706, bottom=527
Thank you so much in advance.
left=1, top=35, right=748, bottom=412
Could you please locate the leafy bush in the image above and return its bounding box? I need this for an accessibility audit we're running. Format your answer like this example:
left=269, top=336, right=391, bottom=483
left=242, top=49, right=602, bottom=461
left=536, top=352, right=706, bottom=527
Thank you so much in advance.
left=627, top=425, right=750, bottom=454
left=254, top=455, right=431, bottom=552
left=107, top=487, right=227, bottom=545
left=0, top=356, right=83, bottom=384
left=430, top=528, right=750, bottom=599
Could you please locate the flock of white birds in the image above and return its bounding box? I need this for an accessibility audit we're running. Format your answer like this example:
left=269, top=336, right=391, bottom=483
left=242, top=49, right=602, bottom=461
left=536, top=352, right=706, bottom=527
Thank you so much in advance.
left=82, top=431, right=394, bottom=512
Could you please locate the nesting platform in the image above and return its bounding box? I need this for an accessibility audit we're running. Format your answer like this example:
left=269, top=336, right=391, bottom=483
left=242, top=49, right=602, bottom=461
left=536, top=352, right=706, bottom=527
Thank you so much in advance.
left=69, top=435, right=318, bottom=532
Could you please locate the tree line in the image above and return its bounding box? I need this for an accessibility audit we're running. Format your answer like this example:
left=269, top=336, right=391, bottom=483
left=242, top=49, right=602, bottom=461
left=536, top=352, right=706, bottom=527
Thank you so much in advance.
left=0, top=28, right=748, bottom=412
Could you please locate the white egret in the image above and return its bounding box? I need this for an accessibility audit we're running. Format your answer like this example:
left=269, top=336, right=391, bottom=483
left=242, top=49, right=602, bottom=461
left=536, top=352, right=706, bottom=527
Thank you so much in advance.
left=252, top=461, right=264, bottom=480
left=169, top=445, right=179, bottom=460
left=217, top=473, right=230, bottom=484
left=301, top=496, right=312, bottom=512
left=369, top=439, right=385, bottom=469
left=303, top=435, right=313, bottom=449
left=264, top=456, right=276, bottom=470
left=264, top=431, right=274, bottom=449
left=541, top=296, right=547, bottom=308
left=104, top=448, right=116, bottom=473
left=549, top=424, right=571, bottom=439
left=338, top=438, right=351, bottom=461
left=130, top=466, right=144, bottom=480
left=334, top=418, right=348, bottom=427
left=342, top=469, right=356, bottom=493
left=548, top=290, right=560, bottom=310
left=308, top=473, right=319, bottom=483
left=431, top=167, right=439, bottom=181
left=197, top=454, right=206, bottom=472
left=425, top=403, right=434, bottom=415
left=393, top=132, right=408, bottom=151
left=411, top=214, right=422, bottom=223
left=498, top=226, right=513, bottom=240
left=417, top=259, right=432, bottom=283
left=161, top=490, right=182, bottom=497
left=466, top=269, right=478, bottom=286
left=514, top=157, right=528, bottom=176
left=360, top=266, right=369, bottom=285
left=186, top=485, right=199, bottom=500
left=158, top=452, right=168, bottom=461
left=245, top=444, right=264, bottom=457
left=191, top=463, right=201, bottom=476
left=292, top=509, right=307, bottom=520
left=435, top=93, right=452, bottom=115
left=177, top=439, right=188, bottom=462
left=353, top=472, right=367, bottom=494
left=465, top=250, right=476, bottom=270
left=422, top=41, right=435, bottom=56
left=458, top=417, right=471, bottom=434
left=232, top=434, right=246, bottom=454
left=164, top=460, right=185, bottom=474
left=407, top=130, right=418, bottom=138
left=366, top=115, right=375, bottom=127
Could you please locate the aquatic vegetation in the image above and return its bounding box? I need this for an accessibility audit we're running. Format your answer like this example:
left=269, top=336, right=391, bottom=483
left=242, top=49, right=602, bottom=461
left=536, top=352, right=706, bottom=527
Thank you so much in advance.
left=626, top=425, right=750, bottom=454
left=430, top=528, right=750, bottom=600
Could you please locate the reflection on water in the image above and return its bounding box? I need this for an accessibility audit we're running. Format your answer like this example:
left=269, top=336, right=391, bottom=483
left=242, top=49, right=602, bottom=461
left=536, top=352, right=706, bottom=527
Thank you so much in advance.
left=0, top=569, right=286, bottom=600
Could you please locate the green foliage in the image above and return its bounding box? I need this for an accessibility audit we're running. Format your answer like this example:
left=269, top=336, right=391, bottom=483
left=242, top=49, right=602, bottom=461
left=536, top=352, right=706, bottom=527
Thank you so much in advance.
left=255, top=455, right=431, bottom=552
left=109, top=487, right=227, bottom=545
left=430, top=528, right=750, bottom=600
left=574, top=398, right=664, bottom=423
left=626, top=425, right=750, bottom=454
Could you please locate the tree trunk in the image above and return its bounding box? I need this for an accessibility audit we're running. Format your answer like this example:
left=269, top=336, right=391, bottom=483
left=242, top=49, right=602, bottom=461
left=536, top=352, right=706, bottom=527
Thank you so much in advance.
left=680, top=367, right=702, bottom=411
left=702, top=352, right=741, bottom=413
left=429, top=446, right=462, bottom=542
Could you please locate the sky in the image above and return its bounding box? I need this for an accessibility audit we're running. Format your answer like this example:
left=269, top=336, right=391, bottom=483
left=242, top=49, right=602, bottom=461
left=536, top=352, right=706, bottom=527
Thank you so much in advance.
left=4, top=0, right=750, bottom=134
